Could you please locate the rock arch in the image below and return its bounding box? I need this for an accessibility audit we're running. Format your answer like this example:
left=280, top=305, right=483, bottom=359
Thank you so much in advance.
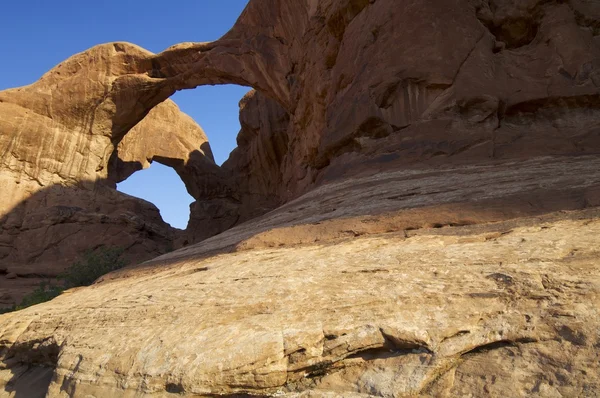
left=108, top=99, right=223, bottom=199
left=0, top=1, right=298, bottom=306
left=0, top=6, right=297, bottom=306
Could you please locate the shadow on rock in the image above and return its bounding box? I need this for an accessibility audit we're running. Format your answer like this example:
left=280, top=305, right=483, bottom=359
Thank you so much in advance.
left=1, top=338, right=58, bottom=398
left=0, top=179, right=177, bottom=309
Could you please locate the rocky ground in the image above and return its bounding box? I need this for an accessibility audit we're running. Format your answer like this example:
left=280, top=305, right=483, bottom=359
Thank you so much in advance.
left=1, top=155, right=599, bottom=397
left=0, top=0, right=599, bottom=395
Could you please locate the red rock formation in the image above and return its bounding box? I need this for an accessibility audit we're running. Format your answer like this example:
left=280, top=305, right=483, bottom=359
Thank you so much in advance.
left=5, top=0, right=599, bottom=202
left=0, top=0, right=600, bottom=395
left=0, top=44, right=220, bottom=305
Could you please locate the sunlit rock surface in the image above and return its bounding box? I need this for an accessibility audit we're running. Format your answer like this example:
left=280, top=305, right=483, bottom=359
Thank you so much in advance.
left=1, top=155, right=600, bottom=396
left=0, top=0, right=600, bottom=394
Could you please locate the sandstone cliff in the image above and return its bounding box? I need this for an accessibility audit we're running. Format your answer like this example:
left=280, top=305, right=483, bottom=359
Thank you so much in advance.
left=0, top=43, right=218, bottom=306
left=0, top=0, right=600, bottom=395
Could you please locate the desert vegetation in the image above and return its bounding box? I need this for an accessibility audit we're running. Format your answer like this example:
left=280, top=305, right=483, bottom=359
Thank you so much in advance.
left=0, top=246, right=127, bottom=313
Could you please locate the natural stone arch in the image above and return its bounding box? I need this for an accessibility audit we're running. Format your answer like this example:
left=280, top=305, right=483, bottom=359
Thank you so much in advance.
left=107, top=97, right=240, bottom=240
left=107, top=99, right=228, bottom=201
left=0, top=0, right=302, bottom=304
left=81, top=0, right=311, bottom=182
left=0, top=0, right=299, bottom=199
left=0, top=22, right=297, bottom=266
left=0, top=0, right=321, bottom=217
left=103, top=38, right=292, bottom=165
left=0, top=31, right=293, bottom=228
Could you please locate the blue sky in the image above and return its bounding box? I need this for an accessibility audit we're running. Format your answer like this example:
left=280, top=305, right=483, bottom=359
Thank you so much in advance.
left=0, top=0, right=251, bottom=229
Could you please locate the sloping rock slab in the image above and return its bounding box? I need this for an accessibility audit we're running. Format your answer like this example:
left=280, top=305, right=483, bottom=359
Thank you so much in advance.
left=1, top=156, right=600, bottom=397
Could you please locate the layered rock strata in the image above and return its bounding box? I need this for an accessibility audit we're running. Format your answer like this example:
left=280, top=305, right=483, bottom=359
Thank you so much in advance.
left=1, top=155, right=600, bottom=397
left=0, top=0, right=599, bottom=392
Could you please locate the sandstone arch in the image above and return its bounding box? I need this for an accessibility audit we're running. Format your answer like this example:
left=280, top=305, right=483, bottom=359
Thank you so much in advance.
left=0, top=21, right=295, bottom=306
left=2, top=0, right=600, bottom=393
left=3, top=0, right=600, bottom=210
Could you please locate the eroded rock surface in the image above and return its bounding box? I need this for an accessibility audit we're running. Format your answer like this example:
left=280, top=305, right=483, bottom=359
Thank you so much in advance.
left=0, top=44, right=216, bottom=306
left=0, top=0, right=599, bottom=394
left=0, top=165, right=599, bottom=396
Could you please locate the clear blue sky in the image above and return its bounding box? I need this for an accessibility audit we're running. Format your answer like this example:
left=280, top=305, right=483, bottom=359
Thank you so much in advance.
left=0, top=0, right=251, bottom=229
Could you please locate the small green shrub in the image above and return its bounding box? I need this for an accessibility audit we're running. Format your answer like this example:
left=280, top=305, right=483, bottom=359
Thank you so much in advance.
left=2, top=246, right=128, bottom=313
left=16, top=281, right=63, bottom=310
left=0, top=306, right=16, bottom=314
left=60, top=246, right=127, bottom=288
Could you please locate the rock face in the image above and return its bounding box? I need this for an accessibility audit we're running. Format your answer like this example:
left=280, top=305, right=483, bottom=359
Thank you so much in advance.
left=1, top=155, right=600, bottom=397
left=184, top=90, right=291, bottom=245
left=0, top=0, right=600, bottom=395
left=6, top=0, right=599, bottom=208
left=0, top=184, right=176, bottom=309
left=0, top=43, right=217, bottom=306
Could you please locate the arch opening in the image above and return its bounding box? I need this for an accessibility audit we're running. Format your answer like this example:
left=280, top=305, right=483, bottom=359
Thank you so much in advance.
left=171, top=84, right=253, bottom=166
left=113, top=84, right=254, bottom=232
left=117, top=162, right=194, bottom=230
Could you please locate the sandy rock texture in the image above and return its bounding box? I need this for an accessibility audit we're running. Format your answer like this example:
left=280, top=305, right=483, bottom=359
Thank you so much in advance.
left=0, top=155, right=600, bottom=396
left=0, top=44, right=214, bottom=306
left=0, top=0, right=599, bottom=393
